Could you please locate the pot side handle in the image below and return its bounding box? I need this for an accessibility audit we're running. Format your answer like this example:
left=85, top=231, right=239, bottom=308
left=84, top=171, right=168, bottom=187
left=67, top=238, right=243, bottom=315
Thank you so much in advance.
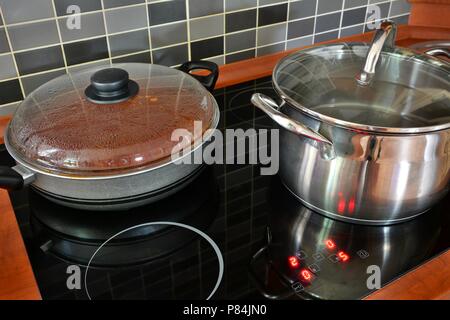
left=179, top=61, right=219, bottom=93
left=0, top=165, right=35, bottom=191
left=425, top=48, right=450, bottom=59
left=251, top=93, right=333, bottom=146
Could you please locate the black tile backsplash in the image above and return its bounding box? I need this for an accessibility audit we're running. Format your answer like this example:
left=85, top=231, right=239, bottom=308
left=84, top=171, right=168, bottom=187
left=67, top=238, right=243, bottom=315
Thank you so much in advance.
left=54, top=0, right=102, bottom=16
left=15, top=46, right=65, bottom=75
left=64, top=37, right=109, bottom=65
left=189, top=0, right=224, bottom=18
left=103, top=0, right=145, bottom=9
left=226, top=9, right=257, bottom=33
left=287, top=18, right=315, bottom=39
left=152, top=44, right=189, bottom=67
left=225, top=49, right=256, bottom=63
left=0, top=0, right=410, bottom=110
left=148, top=0, right=186, bottom=26
left=315, top=12, right=342, bottom=33
left=191, top=36, right=224, bottom=60
left=109, top=29, right=150, bottom=57
left=258, top=3, right=288, bottom=27
left=0, top=79, right=23, bottom=104
left=342, top=7, right=367, bottom=27
left=315, top=30, right=340, bottom=43
left=0, top=29, right=10, bottom=53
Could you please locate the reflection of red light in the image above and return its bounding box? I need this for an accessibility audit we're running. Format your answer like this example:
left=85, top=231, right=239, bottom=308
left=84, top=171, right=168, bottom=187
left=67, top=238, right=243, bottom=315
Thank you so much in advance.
left=338, top=251, right=349, bottom=262
left=288, top=256, right=299, bottom=268
left=348, top=198, right=355, bottom=214
left=338, top=197, right=346, bottom=213
left=300, top=269, right=312, bottom=281
left=326, top=240, right=336, bottom=249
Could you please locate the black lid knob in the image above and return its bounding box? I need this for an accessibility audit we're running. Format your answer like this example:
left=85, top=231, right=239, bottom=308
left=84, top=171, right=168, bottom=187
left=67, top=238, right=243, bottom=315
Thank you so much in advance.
left=91, top=68, right=129, bottom=93
left=85, top=68, right=139, bottom=104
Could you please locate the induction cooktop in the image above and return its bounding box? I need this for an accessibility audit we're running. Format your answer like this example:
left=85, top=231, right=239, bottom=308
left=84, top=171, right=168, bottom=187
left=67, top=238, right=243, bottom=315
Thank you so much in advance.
left=3, top=76, right=449, bottom=300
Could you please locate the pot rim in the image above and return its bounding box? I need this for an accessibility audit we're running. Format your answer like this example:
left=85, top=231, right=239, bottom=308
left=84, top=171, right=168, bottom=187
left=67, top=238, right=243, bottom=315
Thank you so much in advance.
left=272, top=43, right=450, bottom=134
left=4, top=96, right=220, bottom=180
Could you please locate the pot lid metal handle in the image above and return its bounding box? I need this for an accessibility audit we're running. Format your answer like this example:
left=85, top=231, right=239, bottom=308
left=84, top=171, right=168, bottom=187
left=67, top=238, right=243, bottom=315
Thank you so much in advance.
left=355, top=21, right=397, bottom=86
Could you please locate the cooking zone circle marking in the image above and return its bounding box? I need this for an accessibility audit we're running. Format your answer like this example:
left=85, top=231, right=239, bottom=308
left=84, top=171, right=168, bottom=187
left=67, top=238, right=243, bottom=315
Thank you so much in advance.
left=84, top=222, right=224, bottom=300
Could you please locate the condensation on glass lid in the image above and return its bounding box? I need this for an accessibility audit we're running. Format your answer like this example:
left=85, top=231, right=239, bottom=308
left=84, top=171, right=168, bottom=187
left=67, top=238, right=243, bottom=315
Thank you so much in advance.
left=6, top=63, right=216, bottom=175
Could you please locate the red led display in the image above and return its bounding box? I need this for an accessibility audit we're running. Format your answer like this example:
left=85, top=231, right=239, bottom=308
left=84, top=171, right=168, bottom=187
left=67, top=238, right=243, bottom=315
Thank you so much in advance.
left=338, top=251, right=349, bottom=262
left=300, top=269, right=313, bottom=281
left=288, top=256, right=299, bottom=268
left=325, top=239, right=336, bottom=249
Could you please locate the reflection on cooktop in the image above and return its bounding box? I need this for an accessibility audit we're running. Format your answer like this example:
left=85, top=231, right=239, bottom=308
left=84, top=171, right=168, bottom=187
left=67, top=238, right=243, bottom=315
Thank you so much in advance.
left=4, top=76, right=450, bottom=300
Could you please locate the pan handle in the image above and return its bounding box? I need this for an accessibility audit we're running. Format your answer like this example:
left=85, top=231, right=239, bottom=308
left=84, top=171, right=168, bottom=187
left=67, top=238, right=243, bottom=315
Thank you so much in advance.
left=179, top=61, right=219, bottom=93
left=251, top=93, right=333, bottom=146
left=425, top=48, right=450, bottom=59
left=0, top=165, right=35, bottom=191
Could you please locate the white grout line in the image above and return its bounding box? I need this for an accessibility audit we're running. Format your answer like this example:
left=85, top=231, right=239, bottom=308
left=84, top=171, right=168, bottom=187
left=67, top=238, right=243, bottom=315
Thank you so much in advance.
left=338, top=0, right=346, bottom=39
left=0, top=100, right=20, bottom=108
left=185, top=0, right=192, bottom=60
left=255, top=0, right=260, bottom=51
left=363, top=1, right=370, bottom=34
left=284, top=0, right=291, bottom=51
left=100, top=0, right=112, bottom=66
left=50, top=0, right=69, bottom=74
left=112, top=49, right=150, bottom=61
left=144, top=2, right=153, bottom=63
left=311, top=0, right=319, bottom=44
left=388, top=0, right=394, bottom=20
left=19, top=67, right=67, bottom=79
left=222, top=0, right=226, bottom=58
left=0, top=7, right=25, bottom=99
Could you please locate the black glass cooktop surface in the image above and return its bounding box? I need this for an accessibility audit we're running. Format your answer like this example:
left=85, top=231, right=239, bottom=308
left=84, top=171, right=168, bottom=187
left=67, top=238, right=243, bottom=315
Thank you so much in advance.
left=3, top=77, right=450, bottom=300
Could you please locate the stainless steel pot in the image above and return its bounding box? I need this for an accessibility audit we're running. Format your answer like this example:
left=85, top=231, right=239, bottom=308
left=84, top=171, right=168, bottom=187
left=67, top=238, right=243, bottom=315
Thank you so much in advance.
left=252, top=21, right=450, bottom=225
left=0, top=61, right=220, bottom=210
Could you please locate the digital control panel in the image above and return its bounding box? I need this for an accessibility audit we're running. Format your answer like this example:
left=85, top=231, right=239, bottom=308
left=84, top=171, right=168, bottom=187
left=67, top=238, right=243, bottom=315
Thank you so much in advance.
left=282, top=238, right=370, bottom=298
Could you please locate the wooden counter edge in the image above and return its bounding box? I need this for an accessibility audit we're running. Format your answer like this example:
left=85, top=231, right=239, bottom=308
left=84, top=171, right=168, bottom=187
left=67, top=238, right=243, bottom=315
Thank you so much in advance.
left=0, top=190, right=41, bottom=300
left=365, top=249, right=450, bottom=300
left=0, top=24, right=449, bottom=300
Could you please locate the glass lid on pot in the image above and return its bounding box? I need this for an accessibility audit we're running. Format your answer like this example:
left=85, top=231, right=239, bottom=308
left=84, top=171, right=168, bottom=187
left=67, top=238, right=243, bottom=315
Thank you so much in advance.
left=6, top=63, right=218, bottom=176
left=273, top=43, right=450, bottom=133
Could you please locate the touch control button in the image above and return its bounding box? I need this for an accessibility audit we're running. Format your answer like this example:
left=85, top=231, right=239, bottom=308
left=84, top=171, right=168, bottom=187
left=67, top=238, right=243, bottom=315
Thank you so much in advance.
left=313, top=252, right=324, bottom=261
left=357, top=250, right=370, bottom=259
left=308, top=264, right=320, bottom=273
left=328, top=254, right=340, bottom=263
left=296, top=250, right=308, bottom=260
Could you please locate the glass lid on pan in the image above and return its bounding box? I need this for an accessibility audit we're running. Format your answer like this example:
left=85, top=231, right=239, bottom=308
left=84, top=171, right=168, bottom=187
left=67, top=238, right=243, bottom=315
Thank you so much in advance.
left=273, top=43, right=450, bottom=133
left=6, top=63, right=218, bottom=176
